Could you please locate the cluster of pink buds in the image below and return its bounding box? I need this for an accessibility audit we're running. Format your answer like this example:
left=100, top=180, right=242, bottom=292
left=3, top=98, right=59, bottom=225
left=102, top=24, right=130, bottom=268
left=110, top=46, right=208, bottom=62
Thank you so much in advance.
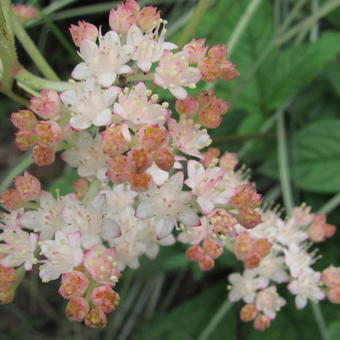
left=0, top=0, right=338, bottom=330
left=11, top=90, right=63, bottom=166
left=60, top=269, right=120, bottom=328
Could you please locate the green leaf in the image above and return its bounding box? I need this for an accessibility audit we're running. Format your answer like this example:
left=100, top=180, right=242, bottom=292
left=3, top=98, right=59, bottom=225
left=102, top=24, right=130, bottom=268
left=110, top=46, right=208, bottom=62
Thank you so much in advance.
left=268, top=31, right=340, bottom=109
left=262, top=119, right=340, bottom=193
left=237, top=113, right=266, bottom=135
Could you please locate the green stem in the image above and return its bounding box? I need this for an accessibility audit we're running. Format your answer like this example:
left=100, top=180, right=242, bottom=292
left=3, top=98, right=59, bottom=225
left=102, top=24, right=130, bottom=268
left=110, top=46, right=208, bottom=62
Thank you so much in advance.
left=276, top=0, right=340, bottom=46
left=318, top=192, right=340, bottom=215
left=227, top=0, right=264, bottom=57
left=15, top=68, right=75, bottom=91
left=311, top=302, right=330, bottom=340
left=310, top=0, right=319, bottom=42
left=177, top=0, right=212, bottom=48
left=126, top=72, right=155, bottom=83
left=13, top=266, right=26, bottom=290
left=25, top=0, right=79, bottom=27
left=197, top=300, right=233, bottom=340
left=11, top=15, right=59, bottom=80
left=276, top=103, right=293, bottom=215
left=0, top=152, right=32, bottom=192
left=84, top=179, right=102, bottom=202
left=278, top=0, right=308, bottom=34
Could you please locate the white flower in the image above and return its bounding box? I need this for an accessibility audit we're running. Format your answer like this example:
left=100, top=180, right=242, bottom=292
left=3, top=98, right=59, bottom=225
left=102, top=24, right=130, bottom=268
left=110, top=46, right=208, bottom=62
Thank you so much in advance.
left=177, top=216, right=212, bottom=245
left=284, top=244, right=314, bottom=278
left=185, top=160, right=234, bottom=214
left=249, top=253, right=289, bottom=283
left=62, top=131, right=108, bottom=180
left=136, top=172, right=199, bottom=239
left=288, top=270, right=325, bottom=309
left=97, top=184, right=137, bottom=218
left=39, top=231, right=83, bottom=282
left=126, top=24, right=176, bottom=72
left=256, top=286, right=286, bottom=319
left=155, top=51, right=201, bottom=99
left=168, top=118, right=211, bottom=158
left=0, top=228, right=38, bottom=270
left=61, top=195, right=120, bottom=249
left=276, top=218, right=309, bottom=246
left=20, top=191, right=64, bottom=240
left=107, top=207, right=175, bottom=270
left=72, top=30, right=133, bottom=87
left=113, top=82, right=170, bottom=127
left=61, top=78, right=120, bottom=129
left=228, top=270, right=268, bottom=303
left=146, top=163, right=169, bottom=186
left=0, top=209, right=24, bottom=231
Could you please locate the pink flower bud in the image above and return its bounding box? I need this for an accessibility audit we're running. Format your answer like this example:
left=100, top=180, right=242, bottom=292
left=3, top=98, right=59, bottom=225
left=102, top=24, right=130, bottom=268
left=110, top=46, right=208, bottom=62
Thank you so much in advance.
left=220, top=152, right=238, bottom=172
left=125, top=0, right=140, bottom=13
left=73, top=179, right=88, bottom=200
left=138, top=125, right=168, bottom=151
left=200, top=148, right=221, bottom=168
left=322, top=266, right=340, bottom=288
left=0, top=265, right=17, bottom=292
left=0, top=189, right=23, bottom=211
left=240, top=304, right=257, bottom=322
left=15, top=130, right=37, bottom=151
left=244, top=252, right=262, bottom=269
left=153, top=146, right=175, bottom=171
left=14, top=171, right=41, bottom=201
left=183, top=39, right=208, bottom=64
left=175, top=96, right=199, bottom=117
left=129, top=172, right=152, bottom=192
left=32, top=145, right=55, bottom=166
left=109, top=2, right=136, bottom=34
left=127, top=147, right=153, bottom=173
left=253, top=314, right=271, bottom=331
left=233, top=233, right=252, bottom=260
left=251, top=239, right=272, bottom=258
left=12, top=4, right=39, bottom=21
left=136, top=6, right=160, bottom=32
left=185, top=245, right=204, bottom=262
left=101, top=123, right=131, bottom=157
left=29, top=90, right=60, bottom=119
left=230, top=183, right=262, bottom=209
left=208, top=45, right=228, bottom=61
left=198, top=57, right=220, bottom=82
left=34, top=121, right=62, bottom=147
left=327, top=286, right=340, bottom=304
left=91, top=286, right=120, bottom=313
left=198, top=90, right=230, bottom=128
left=69, top=21, right=98, bottom=47
left=236, top=208, right=262, bottom=229
left=85, top=308, right=107, bottom=328
left=208, top=208, right=237, bottom=237
left=106, top=156, right=131, bottom=184
left=11, top=110, right=37, bottom=130
left=65, top=297, right=89, bottom=321
left=59, top=271, right=89, bottom=299
left=199, top=254, right=215, bottom=271
left=220, top=60, right=240, bottom=81
left=84, top=248, right=121, bottom=286
left=198, top=45, right=239, bottom=83
left=0, top=289, right=15, bottom=304
left=202, top=239, right=223, bottom=259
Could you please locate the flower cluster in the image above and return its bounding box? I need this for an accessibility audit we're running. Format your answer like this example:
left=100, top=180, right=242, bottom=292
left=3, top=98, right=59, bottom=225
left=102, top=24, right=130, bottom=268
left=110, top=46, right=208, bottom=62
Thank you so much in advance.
left=1, top=0, right=338, bottom=330
left=227, top=205, right=338, bottom=330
